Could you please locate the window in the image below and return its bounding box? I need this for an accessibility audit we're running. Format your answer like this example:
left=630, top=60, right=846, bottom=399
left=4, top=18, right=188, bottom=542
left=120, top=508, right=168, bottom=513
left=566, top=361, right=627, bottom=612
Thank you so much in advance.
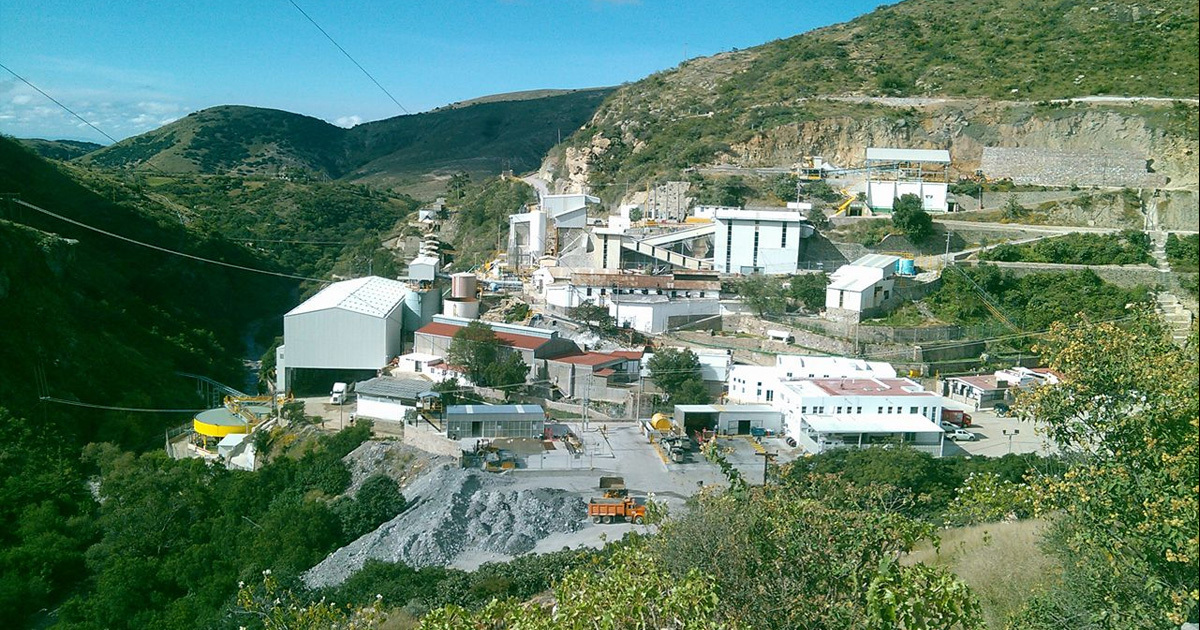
left=766, top=390, right=774, bottom=402
left=856, top=406, right=862, bottom=414
left=910, top=406, right=918, bottom=414
left=752, top=221, right=761, bottom=267
left=801, top=406, right=807, bottom=414
left=725, top=221, right=734, bottom=272
left=877, top=406, right=884, bottom=413
left=887, top=406, right=893, bottom=414
left=699, top=291, right=705, bottom=297
left=836, top=406, right=843, bottom=414
left=600, top=288, right=606, bottom=295
left=884, top=290, right=891, bottom=300
left=586, top=288, right=593, bottom=296
left=756, top=389, right=762, bottom=397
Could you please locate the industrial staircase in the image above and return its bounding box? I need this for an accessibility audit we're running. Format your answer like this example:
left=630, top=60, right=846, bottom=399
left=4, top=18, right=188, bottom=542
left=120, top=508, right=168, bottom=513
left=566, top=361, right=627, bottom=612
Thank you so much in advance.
left=620, top=239, right=713, bottom=270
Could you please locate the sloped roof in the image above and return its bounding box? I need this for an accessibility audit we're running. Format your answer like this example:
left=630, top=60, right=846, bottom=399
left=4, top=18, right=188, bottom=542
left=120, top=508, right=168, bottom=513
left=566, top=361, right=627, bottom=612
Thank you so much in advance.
left=849, top=254, right=901, bottom=269
left=552, top=352, right=625, bottom=367
left=286, top=276, right=408, bottom=318
left=355, top=377, right=430, bottom=400
left=415, top=322, right=550, bottom=350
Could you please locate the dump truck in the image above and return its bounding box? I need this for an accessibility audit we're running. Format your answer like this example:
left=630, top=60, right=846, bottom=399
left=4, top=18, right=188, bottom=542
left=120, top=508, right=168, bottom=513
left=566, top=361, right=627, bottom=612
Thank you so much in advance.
left=588, top=496, right=646, bottom=524
left=599, top=476, right=628, bottom=498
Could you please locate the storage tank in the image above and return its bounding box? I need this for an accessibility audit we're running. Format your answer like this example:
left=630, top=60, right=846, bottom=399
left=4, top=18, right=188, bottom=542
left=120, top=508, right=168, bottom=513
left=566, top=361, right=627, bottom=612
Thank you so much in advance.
left=451, top=272, right=478, bottom=300
left=402, top=287, right=442, bottom=333
left=898, top=259, right=916, bottom=276
left=649, top=413, right=672, bottom=432
left=442, top=298, right=480, bottom=319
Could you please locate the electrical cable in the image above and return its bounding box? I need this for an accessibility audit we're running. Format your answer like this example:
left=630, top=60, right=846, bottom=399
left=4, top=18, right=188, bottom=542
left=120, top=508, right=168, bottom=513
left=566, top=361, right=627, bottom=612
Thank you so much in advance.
left=40, top=397, right=206, bottom=413
left=0, top=62, right=121, bottom=145
left=15, top=199, right=329, bottom=282
left=285, top=0, right=410, bottom=114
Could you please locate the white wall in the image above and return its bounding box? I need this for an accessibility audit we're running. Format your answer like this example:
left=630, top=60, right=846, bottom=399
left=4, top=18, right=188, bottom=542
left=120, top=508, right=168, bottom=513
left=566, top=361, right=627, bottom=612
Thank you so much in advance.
left=777, top=388, right=943, bottom=440
left=714, top=219, right=803, bottom=275
left=283, top=307, right=402, bottom=370
left=867, top=181, right=949, bottom=212
left=357, top=396, right=410, bottom=422
left=609, top=298, right=720, bottom=334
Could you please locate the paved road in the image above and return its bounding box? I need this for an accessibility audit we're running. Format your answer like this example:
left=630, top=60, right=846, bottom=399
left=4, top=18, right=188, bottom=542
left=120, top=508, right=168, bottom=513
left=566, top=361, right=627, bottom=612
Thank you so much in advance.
left=938, top=398, right=1056, bottom=457
left=521, top=172, right=550, bottom=198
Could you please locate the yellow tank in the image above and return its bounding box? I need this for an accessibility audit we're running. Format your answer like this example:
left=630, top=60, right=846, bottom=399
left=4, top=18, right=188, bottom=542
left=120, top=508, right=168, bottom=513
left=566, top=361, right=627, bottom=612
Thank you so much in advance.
left=649, top=413, right=672, bottom=431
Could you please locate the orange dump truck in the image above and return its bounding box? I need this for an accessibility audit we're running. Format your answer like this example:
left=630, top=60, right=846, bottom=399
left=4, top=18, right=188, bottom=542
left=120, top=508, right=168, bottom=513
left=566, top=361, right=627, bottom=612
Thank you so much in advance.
left=588, top=496, right=646, bottom=524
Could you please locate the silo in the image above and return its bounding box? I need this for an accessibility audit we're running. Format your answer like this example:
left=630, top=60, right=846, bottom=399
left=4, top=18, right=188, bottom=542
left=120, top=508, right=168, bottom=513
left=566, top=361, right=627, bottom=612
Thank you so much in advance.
left=451, top=272, right=478, bottom=299
left=402, top=287, right=442, bottom=333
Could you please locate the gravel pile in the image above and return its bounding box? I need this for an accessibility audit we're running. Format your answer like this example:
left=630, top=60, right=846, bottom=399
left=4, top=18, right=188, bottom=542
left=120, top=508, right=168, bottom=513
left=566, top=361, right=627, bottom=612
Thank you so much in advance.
left=341, top=439, right=450, bottom=495
left=304, top=465, right=586, bottom=588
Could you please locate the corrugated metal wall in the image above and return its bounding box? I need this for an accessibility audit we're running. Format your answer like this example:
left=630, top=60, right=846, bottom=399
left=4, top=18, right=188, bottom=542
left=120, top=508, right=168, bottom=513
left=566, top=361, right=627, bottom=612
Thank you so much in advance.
left=284, top=307, right=402, bottom=369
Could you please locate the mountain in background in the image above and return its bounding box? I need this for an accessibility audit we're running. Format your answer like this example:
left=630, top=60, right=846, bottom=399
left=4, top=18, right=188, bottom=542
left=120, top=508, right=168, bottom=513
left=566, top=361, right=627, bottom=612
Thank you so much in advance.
left=17, top=138, right=104, bottom=161
left=0, top=136, right=298, bottom=447
left=552, top=0, right=1199, bottom=194
left=76, top=88, right=613, bottom=194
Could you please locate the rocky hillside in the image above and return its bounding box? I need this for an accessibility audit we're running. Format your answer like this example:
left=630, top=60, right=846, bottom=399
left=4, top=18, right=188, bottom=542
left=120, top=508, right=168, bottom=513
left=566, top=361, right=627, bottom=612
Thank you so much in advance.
left=550, top=0, right=1198, bottom=195
left=79, top=88, right=613, bottom=188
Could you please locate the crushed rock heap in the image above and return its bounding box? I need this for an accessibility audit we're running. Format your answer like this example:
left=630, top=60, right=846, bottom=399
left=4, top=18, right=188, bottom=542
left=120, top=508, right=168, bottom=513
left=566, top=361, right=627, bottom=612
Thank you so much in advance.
left=304, top=465, right=586, bottom=588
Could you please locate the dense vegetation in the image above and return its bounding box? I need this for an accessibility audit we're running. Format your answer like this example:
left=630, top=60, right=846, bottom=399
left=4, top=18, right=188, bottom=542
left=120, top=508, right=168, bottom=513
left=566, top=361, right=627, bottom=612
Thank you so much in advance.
left=17, top=138, right=104, bottom=161
left=979, top=230, right=1153, bottom=266
left=447, top=177, right=537, bottom=271
left=1166, top=232, right=1199, bottom=270
left=80, top=89, right=613, bottom=189
left=144, top=173, right=418, bottom=280
left=927, top=265, right=1150, bottom=333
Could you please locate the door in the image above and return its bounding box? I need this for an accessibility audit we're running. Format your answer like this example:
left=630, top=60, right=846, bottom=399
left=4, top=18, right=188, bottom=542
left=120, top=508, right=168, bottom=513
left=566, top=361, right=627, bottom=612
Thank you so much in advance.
left=737, top=420, right=751, bottom=435
left=471, top=421, right=482, bottom=438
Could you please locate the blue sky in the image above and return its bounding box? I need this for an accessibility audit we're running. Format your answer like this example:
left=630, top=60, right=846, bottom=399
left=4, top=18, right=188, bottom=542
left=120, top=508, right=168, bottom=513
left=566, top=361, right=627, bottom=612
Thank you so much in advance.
left=1, top=1, right=888, bottom=142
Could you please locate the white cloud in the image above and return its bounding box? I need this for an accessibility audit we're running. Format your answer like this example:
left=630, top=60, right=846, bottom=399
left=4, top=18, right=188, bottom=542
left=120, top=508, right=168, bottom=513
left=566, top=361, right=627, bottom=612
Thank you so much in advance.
left=334, top=115, right=362, bottom=128
left=11, top=93, right=33, bottom=105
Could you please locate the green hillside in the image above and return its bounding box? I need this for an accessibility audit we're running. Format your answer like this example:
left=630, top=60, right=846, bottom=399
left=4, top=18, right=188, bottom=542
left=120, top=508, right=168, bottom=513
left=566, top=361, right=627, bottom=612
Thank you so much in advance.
left=16, top=138, right=104, bottom=161
left=562, top=0, right=1199, bottom=191
left=79, top=88, right=613, bottom=188
left=0, top=137, right=296, bottom=446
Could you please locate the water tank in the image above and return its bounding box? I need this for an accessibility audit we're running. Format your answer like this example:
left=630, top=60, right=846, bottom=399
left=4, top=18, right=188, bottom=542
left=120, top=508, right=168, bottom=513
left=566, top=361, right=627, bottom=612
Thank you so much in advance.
left=451, top=272, right=478, bottom=299
left=898, top=259, right=915, bottom=276
left=443, top=297, right=480, bottom=319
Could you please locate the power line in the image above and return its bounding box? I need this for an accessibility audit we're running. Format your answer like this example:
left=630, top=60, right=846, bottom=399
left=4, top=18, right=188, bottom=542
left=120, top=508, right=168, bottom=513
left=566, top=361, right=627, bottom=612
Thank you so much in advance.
left=286, top=0, right=410, bottom=115
left=15, top=199, right=329, bottom=283
left=0, top=62, right=121, bottom=145
left=40, top=397, right=206, bottom=413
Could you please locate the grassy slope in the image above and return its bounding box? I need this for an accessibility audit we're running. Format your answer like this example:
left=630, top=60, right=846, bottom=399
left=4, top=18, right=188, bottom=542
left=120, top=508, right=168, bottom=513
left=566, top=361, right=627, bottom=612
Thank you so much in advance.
left=0, top=137, right=295, bottom=447
left=78, top=89, right=613, bottom=186
left=16, top=138, right=104, bottom=161
left=569, top=0, right=1199, bottom=188
left=906, top=520, right=1058, bottom=629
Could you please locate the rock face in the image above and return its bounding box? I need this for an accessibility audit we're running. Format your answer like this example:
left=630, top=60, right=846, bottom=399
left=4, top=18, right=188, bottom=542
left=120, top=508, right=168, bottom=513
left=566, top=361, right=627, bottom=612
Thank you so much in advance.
left=303, top=466, right=586, bottom=588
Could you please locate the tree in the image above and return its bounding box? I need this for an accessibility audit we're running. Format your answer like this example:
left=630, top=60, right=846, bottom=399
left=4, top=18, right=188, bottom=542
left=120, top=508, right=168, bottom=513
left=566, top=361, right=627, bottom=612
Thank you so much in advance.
left=446, top=321, right=501, bottom=386
left=569, top=300, right=615, bottom=333
left=447, top=172, right=471, bottom=199
left=807, top=207, right=831, bottom=231
left=628, top=207, right=643, bottom=222
left=486, top=352, right=530, bottom=392
left=736, top=274, right=788, bottom=317
left=1001, top=194, right=1026, bottom=220
left=431, top=378, right=462, bottom=407
left=671, top=379, right=711, bottom=405
left=335, top=474, right=408, bottom=540
left=788, top=273, right=828, bottom=312
left=1014, top=310, right=1198, bottom=627
left=891, top=193, right=933, bottom=242
left=647, top=348, right=703, bottom=399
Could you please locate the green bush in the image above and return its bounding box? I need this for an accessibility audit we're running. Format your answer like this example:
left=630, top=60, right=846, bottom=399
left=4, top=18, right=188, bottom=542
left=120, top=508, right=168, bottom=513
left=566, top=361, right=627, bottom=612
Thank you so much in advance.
left=979, top=231, right=1153, bottom=266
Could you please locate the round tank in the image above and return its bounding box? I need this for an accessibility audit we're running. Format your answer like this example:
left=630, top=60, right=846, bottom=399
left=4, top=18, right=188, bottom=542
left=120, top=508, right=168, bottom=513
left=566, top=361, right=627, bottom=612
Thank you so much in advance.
left=443, top=297, right=480, bottom=319
left=451, top=272, right=478, bottom=299
left=650, top=413, right=672, bottom=431
left=898, top=258, right=916, bottom=276
left=403, top=288, right=442, bottom=333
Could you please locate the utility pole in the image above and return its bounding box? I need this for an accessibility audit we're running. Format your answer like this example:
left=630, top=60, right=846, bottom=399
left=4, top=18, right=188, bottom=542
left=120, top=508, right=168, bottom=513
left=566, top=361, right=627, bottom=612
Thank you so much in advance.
left=944, top=231, right=952, bottom=268
left=755, top=451, right=777, bottom=485
left=1003, top=428, right=1019, bottom=454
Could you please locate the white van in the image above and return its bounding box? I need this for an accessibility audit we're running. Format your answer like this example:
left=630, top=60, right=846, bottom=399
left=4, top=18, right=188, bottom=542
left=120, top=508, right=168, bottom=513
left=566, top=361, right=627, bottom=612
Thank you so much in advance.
left=330, top=382, right=348, bottom=405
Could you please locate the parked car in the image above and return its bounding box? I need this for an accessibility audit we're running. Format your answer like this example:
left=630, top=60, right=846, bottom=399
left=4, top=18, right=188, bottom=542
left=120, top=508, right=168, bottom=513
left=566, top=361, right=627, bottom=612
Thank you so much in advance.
left=947, top=428, right=977, bottom=442
left=993, top=402, right=1012, bottom=416
left=939, top=421, right=960, bottom=433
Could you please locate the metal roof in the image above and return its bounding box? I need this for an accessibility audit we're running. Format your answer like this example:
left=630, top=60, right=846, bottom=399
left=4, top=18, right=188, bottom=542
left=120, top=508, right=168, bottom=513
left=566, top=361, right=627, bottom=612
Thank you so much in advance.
left=354, top=377, right=430, bottom=400
left=415, top=322, right=552, bottom=350
left=714, top=208, right=806, bottom=222
left=804, top=413, right=943, bottom=433
left=865, top=148, right=951, bottom=164
left=849, top=254, right=902, bottom=269
left=446, top=404, right=545, bottom=416
left=827, top=274, right=881, bottom=292
left=286, top=276, right=409, bottom=319
left=675, top=404, right=779, bottom=414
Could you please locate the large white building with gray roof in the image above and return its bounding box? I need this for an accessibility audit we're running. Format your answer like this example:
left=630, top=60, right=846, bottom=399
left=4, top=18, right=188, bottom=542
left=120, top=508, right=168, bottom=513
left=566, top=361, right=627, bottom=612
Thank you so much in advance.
left=277, top=276, right=411, bottom=393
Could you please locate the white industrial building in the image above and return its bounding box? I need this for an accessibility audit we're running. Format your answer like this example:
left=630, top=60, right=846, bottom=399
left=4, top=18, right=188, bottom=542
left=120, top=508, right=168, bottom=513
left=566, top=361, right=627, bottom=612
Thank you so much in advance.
left=353, top=376, right=431, bottom=423
left=277, top=276, right=412, bottom=393
left=727, top=354, right=897, bottom=404
left=795, top=413, right=945, bottom=456
left=673, top=404, right=783, bottom=436
left=534, top=269, right=722, bottom=334
left=508, top=193, right=599, bottom=269
left=712, top=207, right=814, bottom=275
left=825, top=254, right=902, bottom=321
left=864, top=148, right=951, bottom=213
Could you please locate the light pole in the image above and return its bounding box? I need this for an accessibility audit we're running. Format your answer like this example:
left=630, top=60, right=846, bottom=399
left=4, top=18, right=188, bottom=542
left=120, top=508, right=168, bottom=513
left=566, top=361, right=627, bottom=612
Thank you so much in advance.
left=1002, top=428, right=1019, bottom=455
left=755, top=451, right=777, bottom=485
